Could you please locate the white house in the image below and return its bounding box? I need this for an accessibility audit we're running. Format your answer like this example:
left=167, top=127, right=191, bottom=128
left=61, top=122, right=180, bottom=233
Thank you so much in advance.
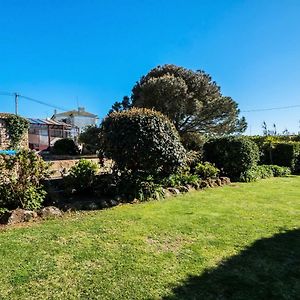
left=51, top=107, right=98, bottom=134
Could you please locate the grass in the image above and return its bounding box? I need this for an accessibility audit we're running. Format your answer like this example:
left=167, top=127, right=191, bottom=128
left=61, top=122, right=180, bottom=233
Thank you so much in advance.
left=0, top=177, right=300, bottom=299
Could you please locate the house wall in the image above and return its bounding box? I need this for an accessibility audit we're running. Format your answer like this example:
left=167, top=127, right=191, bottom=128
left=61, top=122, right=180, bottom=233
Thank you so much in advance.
left=73, top=116, right=97, bottom=132
left=54, top=115, right=97, bottom=133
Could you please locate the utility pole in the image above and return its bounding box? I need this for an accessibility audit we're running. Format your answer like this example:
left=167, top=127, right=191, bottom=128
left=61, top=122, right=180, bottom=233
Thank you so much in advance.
left=14, top=93, right=19, bottom=115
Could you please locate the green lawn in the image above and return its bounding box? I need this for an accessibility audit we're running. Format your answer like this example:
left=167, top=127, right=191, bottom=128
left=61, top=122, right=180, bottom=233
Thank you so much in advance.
left=1, top=177, right=300, bottom=299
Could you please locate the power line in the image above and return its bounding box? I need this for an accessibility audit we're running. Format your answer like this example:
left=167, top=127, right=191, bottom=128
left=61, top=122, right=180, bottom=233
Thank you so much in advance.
left=241, top=104, right=300, bottom=113
left=0, top=91, right=71, bottom=112
left=19, top=95, right=71, bottom=112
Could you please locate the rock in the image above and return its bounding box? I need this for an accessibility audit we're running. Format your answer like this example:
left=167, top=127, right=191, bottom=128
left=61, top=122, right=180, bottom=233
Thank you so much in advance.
left=167, top=187, right=181, bottom=195
left=215, top=179, right=222, bottom=186
left=108, top=199, right=119, bottom=207
left=186, top=184, right=196, bottom=192
left=220, top=177, right=231, bottom=185
left=178, top=186, right=189, bottom=193
left=200, top=180, right=209, bottom=188
left=84, top=202, right=99, bottom=210
left=207, top=179, right=218, bottom=188
left=38, top=206, right=62, bottom=219
left=163, top=189, right=172, bottom=198
left=114, top=195, right=123, bottom=202
left=98, top=199, right=109, bottom=209
left=0, top=209, right=37, bottom=225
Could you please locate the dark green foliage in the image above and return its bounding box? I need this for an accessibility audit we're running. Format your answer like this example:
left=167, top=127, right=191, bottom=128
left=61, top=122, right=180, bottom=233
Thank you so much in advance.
left=204, top=136, right=259, bottom=181
left=180, top=132, right=206, bottom=152
left=272, top=142, right=300, bottom=173
left=116, top=173, right=164, bottom=202
left=131, top=64, right=247, bottom=136
left=99, top=108, right=186, bottom=177
left=240, top=165, right=291, bottom=182
left=5, top=114, right=29, bottom=149
left=194, top=162, right=220, bottom=179
left=109, top=96, right=132, bottom=114
left=79, top=125, right=102, bottom=154
left=0, top=150, right=50, bottom=209
left=52, top=138, right=79, bottom=155
left=64, top=159, right=98, bottom=194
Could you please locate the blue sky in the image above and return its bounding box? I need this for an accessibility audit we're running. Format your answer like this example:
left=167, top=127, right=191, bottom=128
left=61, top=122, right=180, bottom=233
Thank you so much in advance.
left=0, top=0, right=299, bottom=135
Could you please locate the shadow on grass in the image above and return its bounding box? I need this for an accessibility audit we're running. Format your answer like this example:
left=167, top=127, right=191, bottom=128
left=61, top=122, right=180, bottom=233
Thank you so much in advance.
left=163, top=229, right=300, bottom=300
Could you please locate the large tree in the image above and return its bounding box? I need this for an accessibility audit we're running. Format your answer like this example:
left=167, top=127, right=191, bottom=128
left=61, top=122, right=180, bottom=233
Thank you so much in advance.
left=130, top=64, right=247, bottom=136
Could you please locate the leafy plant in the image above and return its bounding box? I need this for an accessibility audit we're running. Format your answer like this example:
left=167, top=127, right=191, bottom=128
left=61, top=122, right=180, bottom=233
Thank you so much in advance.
left=162, top=173, right=200, bottom=188
left=0, top=150, right=50, bottom=210
left=65, top=159, right=99, bottom=194
left=5, top=114, right=29, bottom=149
left=194, top=162, right=220, bottom=179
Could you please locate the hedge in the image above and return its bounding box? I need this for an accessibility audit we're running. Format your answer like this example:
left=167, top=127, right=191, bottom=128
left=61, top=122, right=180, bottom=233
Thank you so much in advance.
left=203, top=136, right=259, bottom=181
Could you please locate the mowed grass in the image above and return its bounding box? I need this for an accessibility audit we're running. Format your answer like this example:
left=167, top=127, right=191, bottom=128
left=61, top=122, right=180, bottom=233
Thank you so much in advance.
left=0, top=177, right=300, bottom=300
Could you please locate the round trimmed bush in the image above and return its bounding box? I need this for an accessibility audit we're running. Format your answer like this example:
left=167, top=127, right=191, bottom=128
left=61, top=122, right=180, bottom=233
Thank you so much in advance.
left=203, top=136, right=259, bottom=180
left=99, top=108, right=186, bottom=177
left=52, top=138, right=79, bottom=155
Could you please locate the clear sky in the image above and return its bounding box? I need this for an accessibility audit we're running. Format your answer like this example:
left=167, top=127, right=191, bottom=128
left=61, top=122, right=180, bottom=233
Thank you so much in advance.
left=0, top=0, right=299, bottom=135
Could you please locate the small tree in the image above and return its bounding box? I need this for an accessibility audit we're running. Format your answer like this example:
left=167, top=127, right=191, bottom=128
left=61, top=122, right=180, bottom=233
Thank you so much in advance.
left=99, top=108, right=186, bottom=177
left=79, top=125, right=102, bottom=154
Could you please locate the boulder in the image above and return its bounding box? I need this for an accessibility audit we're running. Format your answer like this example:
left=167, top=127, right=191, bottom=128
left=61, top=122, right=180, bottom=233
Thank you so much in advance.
left=107, top=199, right=119, bottom=207
left=200, top=180, right=209, bottom=188
left=215, top=178, right=223, bottom=186
left=178, top=186, right=189, bottom=193
left=84, top=202, right=99, bottom=210
left=163, top=189, right=172, bottom=198
left=38, top=206, right=62, bottom=219
left=0, top=209, right=37, bottom=225
left=220, top=177, right=231, bottom=185
left=167, top=187, right=181, bottom=195
left=98, top=199, right=109, bottom=209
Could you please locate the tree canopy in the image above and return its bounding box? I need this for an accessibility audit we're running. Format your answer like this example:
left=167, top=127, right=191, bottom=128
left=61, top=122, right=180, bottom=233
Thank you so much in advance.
left=130, top=64, right=247, bottom=136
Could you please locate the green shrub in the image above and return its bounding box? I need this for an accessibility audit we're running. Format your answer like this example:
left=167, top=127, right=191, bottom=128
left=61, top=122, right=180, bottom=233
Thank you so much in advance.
left=203, top=136, right=259, bottom=181
left=99, top=108, right=186, bottom=177
left=162, top=173, right=200, bottom=188
left=194, top=162, right=220, bottom=179
left=136, top=181, right=164, bottom=201
left=0, top=150, right=50, bottom=210
left=116, top=173, right=164, bottom=202
left=240, top=164, right=291, bottom=182
left=52, top=138, right=79, bottom=155
left=65, top=159, right=98, bottom=194
left=250, top=136, right=300, bottom=173
left=267, top=165, right=291, bottom=177
left=272, top=143, right=300, bottom=173
left=181, top=132, right=206, bottom=152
